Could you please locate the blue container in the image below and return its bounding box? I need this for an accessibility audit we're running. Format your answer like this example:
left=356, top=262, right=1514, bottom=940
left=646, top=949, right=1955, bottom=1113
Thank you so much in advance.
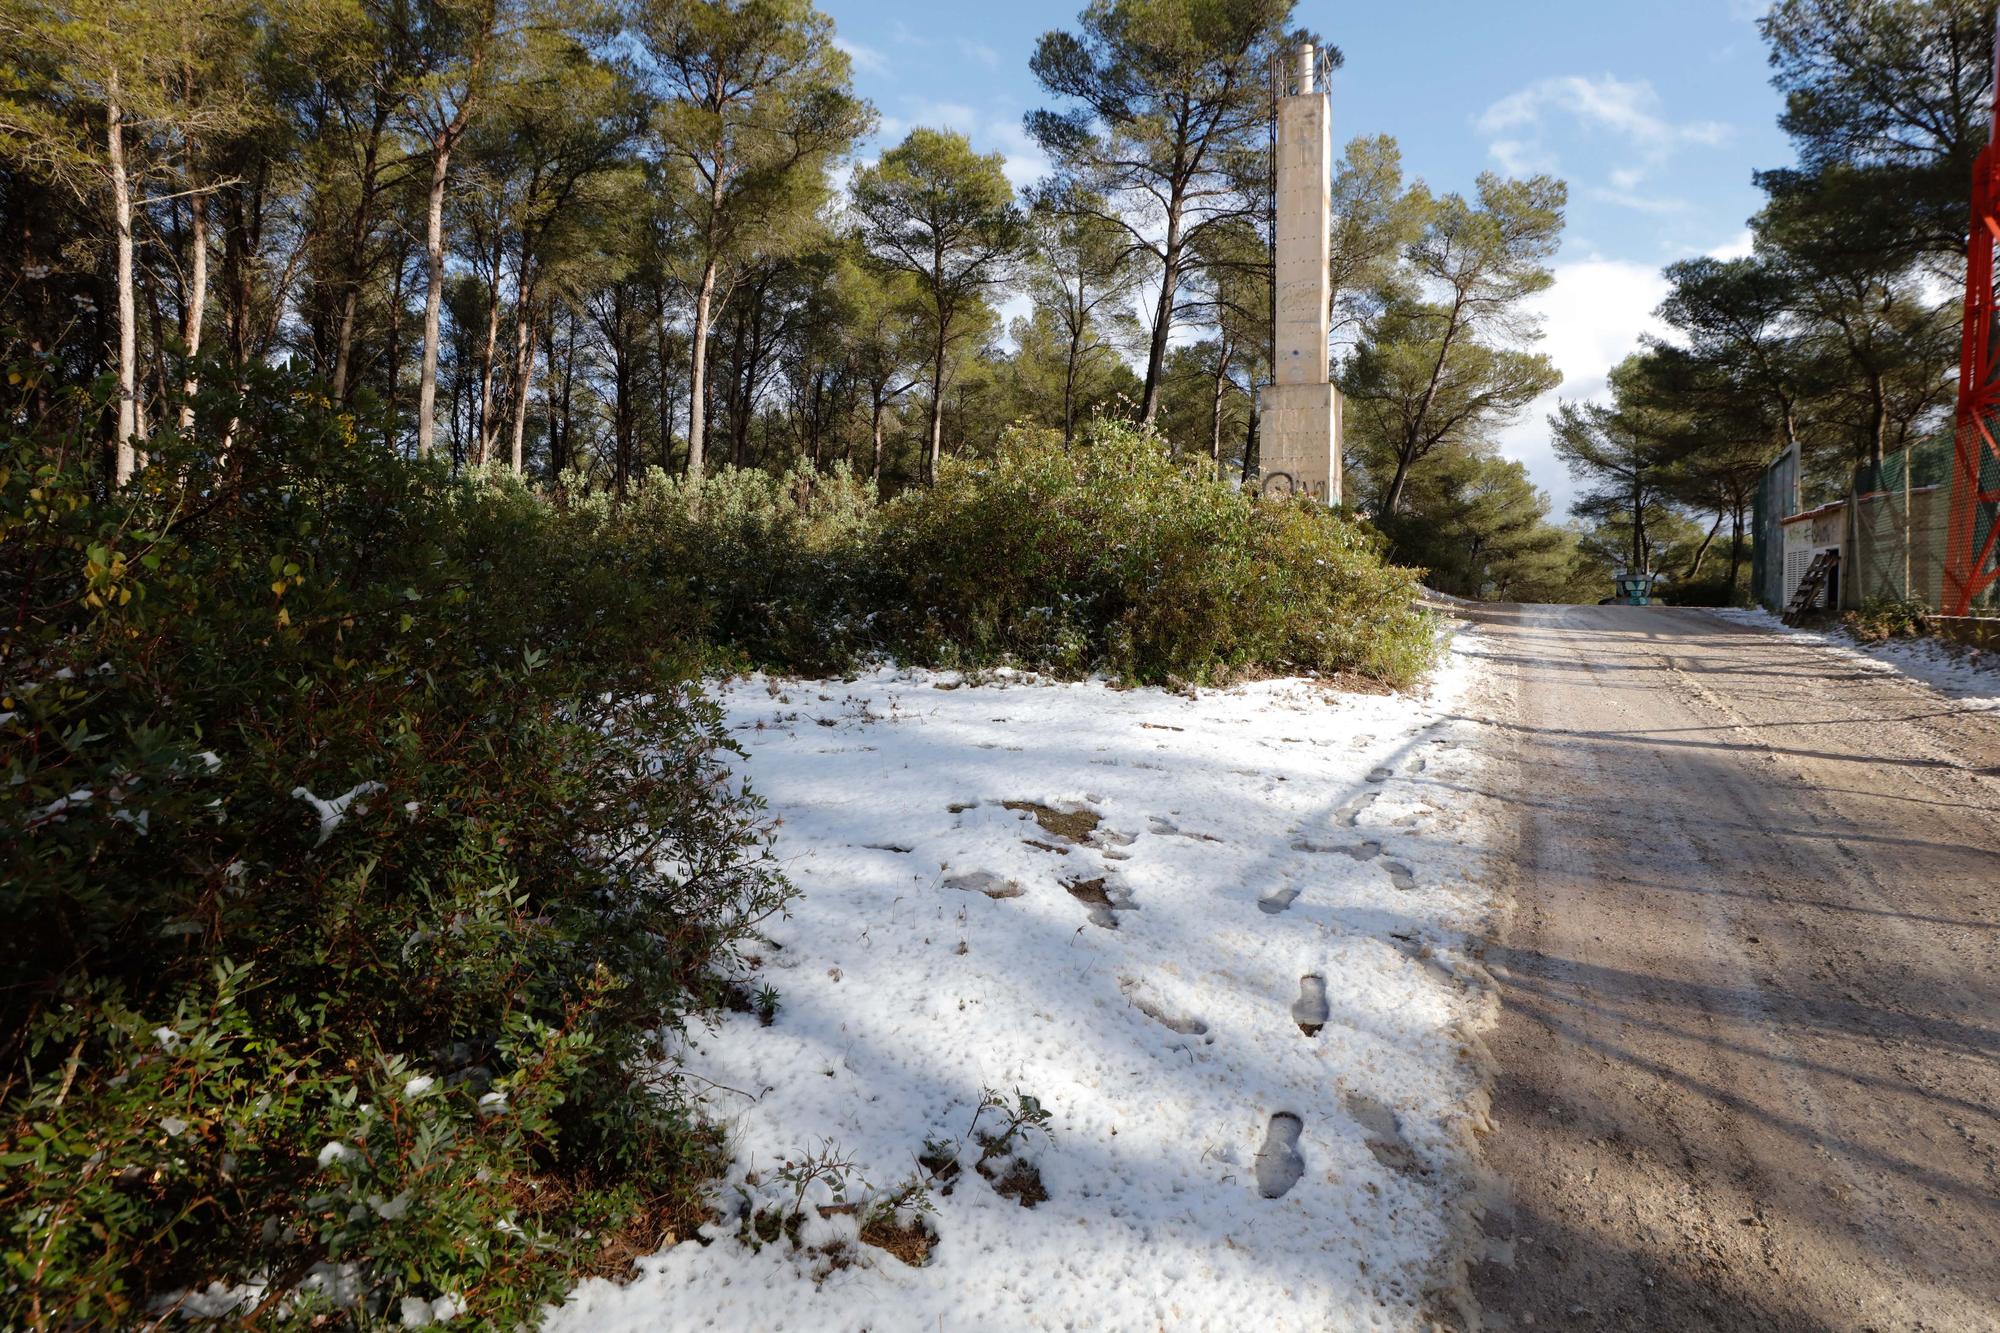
left=1612, top=573, right=1657, bottom=605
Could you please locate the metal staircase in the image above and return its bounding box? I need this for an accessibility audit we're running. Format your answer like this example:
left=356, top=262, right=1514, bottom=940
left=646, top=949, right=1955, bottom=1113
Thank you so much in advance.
left=1783, top=550, right=1839, bottom=625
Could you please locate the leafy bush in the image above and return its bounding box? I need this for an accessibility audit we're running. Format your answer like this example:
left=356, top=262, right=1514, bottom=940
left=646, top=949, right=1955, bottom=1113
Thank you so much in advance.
left=1845, top=594, right=1932, bottom=641
left=540, top=418, right=1439, bottom=690
left=876, top=419, right=1439, bottom=687
left=555, top=462, right=879, bottom=675
left=1, top=366, right=789, bottom=1327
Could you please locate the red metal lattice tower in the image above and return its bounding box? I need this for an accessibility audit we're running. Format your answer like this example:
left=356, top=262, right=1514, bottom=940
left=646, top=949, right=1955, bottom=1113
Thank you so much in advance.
left=1945, top=23, right=2000, bottom=614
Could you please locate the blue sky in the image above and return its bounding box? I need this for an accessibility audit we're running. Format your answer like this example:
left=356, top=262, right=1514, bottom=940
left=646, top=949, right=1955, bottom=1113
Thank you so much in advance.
left=822, top=1, right=1795, bottom=516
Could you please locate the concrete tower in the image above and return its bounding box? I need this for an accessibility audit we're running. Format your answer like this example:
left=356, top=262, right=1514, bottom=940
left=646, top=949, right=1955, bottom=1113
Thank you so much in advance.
left=1258, top=43, right=1341, bottom=503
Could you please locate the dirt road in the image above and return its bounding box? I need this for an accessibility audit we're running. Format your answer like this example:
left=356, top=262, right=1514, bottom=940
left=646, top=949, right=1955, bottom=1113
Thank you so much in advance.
left=1464, top=605, right=2000, bottom=1332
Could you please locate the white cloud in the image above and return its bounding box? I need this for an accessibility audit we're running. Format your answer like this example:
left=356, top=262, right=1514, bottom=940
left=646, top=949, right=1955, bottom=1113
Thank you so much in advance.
left=1478, top=75, right=1730, bottom=158
left=883, top=99, right=978, bottom=137
left=877, top=98, right=1048, bottom=191
left=1476, top=75, right=1733, bottom=213
left=957, top=38, right=1002, bottom=69
left=1493, top=255, right=1672, bottom=518
left=1587, top=186, right=1688, bottom=214
left=833, top=37, right=889, bottom=76
left=1708, top=229, right=1755, bottom=260
left=1487, top=137, right=1555, bottom=178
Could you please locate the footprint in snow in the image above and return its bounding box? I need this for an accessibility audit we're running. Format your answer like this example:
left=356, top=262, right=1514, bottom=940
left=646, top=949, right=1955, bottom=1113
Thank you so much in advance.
left=1344, top=1092, right=1423, bottom=1176
left=1258, top=883, right=1302, bottom=915
left=947, top=871, right=1023, bottom=900
left=1365, top=767, right=1393, bottom=784
left=1128, top=992, right=1210, bottom=1039
left=1383, top=861, right=1417, bottom=892
left=1292, top=975, right=1330, bottom=1037
left=1337, top=792, right=1380, bottom=828
left=1293, top=837, right=1384, bottom=861
left=1254, top=1114, right=1306, bottom=1199
left=1406, top=756, right=1429, bottom=775
left=1149, top=815, right=1222, bottom=843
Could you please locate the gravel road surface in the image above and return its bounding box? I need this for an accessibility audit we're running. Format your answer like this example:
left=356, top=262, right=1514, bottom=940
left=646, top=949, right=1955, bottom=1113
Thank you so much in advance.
left=1465, top=604, right=2000, bottom=1332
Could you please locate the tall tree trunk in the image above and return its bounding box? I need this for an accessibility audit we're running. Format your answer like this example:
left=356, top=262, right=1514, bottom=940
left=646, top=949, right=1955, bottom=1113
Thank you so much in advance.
left=687, top=257, right=718, bottom=480
left=386, top=230, right=406, bottom=450
left=331, top=291, right=360, bottom=402
left=330, top=108, right=387, bottom=403
left=507, top=286, right=538, bottom=473
left=1383, top=301, right=1471, bottom=516
left=1208, top=343, right=1232, bottom=470
left=143, top=254, right=169, bottom=435
left=1063, top=314, right=1082, bottom=446
left=651, top=277, right=674, bottom=472
left=1139, top=210, right=1182, bottom=424
left=1867, top=373, right=1888, bottom=469
left=1242, top=397, right=1259, bottom=485
left=216, top=163, right=265, bottom=463
left=871, top=393, right=886, bottom=484
left=1727, top=503, right=1746, bottom=597
left=926, top=339, right=946, bottom=485
left=611, top=289, right=632, bottom=479
left=1631, top=476, right=1647, bottom=573
left=808, top=374, right=824, bottom=468
left=726, top=301, right=749, bottom=468
left=416, top=134, right=456, bottom=458
left=179, top=192, right=208, bottom=431
left=1682, top=511, right=1724, bottom=579
left=222, top=186, right=249, bottom=368
left=1382, top=451, right=1417, bottom=517
left=548, top=316, right=572, bottom=478
left=108, top=78, right=142, bottom=481
left=473, top=236, right=503, bottom=465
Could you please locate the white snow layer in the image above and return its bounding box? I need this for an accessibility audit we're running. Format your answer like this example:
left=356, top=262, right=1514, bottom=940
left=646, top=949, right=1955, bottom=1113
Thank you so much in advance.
left=1710, top=608, right=2000, bottom=709
left=550, top=634, right=1502, bottom=1333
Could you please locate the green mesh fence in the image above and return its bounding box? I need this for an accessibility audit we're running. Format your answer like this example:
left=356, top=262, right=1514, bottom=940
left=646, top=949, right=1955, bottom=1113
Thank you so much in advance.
left=1850, top=434, right=1948, bottom=609
left=1854, top=434, right=1953, bottom=496
left=1858, top=430, right=2000, bottom=612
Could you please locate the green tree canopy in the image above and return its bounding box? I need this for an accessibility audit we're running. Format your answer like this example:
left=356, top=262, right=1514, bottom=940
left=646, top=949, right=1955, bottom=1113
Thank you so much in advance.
left=1026, top=0, right=1305, bottom=423
left=850, top=127, right=1023, bottom=483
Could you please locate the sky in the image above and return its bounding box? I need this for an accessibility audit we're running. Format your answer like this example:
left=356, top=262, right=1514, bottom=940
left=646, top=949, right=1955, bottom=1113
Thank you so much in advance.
left=821, top=1, right=1795, bottom=517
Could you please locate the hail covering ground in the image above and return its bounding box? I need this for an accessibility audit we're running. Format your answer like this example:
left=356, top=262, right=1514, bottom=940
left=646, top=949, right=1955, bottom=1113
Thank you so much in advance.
left=550, top=635, right=1502, bottom=1332
left=1711, top=607, right=2000, bottom=709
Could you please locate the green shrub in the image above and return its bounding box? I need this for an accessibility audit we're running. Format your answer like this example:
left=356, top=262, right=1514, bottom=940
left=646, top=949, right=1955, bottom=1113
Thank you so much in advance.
left=1, top=365, right=789, bottom=1328
left=564, top=462, right=881, bottom=674
left=1845, top=594, right=1932, bottom=641
left=876, top=418, right=1439, bottom=688
left=537, top=418, right=1437, bottom=690
left=1248, top=498, right=1445, bottom=688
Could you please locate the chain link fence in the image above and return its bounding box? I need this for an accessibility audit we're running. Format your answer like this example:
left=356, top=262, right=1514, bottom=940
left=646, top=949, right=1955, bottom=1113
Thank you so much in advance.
left=1755, top=432, right=2000, bottom=614
left=1849, top=434, right=1952, bottom=609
